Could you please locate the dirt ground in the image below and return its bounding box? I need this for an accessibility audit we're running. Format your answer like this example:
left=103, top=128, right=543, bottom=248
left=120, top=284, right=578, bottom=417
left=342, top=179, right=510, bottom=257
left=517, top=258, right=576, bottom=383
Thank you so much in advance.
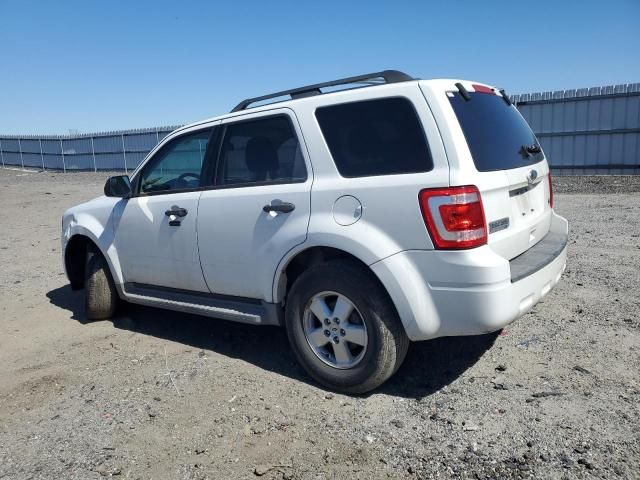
left=0, top=168, right=638, bottom=480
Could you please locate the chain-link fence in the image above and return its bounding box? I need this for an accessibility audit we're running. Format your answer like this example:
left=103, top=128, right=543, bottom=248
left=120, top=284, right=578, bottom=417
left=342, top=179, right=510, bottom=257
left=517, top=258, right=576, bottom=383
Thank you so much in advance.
left=1, top=82, right=639, bottom=175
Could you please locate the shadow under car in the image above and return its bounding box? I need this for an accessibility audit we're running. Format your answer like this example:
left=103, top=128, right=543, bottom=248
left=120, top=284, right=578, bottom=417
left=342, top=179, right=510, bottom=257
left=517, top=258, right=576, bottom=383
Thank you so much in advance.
left=47, top=285, right=498, bottom=398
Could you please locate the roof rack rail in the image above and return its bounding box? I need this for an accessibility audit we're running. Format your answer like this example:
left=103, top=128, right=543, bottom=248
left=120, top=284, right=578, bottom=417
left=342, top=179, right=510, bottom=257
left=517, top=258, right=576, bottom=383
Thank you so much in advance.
left=230, top=70, right=414, bottom=112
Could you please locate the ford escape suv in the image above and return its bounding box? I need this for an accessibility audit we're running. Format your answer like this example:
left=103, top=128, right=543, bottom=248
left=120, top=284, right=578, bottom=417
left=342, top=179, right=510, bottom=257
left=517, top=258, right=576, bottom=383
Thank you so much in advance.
left=62, top=70, right=568, bottom=393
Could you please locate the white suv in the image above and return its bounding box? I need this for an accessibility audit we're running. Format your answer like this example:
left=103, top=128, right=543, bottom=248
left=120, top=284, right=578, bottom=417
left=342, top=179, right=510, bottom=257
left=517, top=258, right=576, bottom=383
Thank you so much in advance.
left=62, top=71, right=568, bottom=393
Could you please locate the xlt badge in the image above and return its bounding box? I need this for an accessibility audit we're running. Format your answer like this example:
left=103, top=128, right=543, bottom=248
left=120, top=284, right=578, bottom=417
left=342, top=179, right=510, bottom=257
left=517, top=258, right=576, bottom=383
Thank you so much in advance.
left=489, top=217, right=510, bottom=234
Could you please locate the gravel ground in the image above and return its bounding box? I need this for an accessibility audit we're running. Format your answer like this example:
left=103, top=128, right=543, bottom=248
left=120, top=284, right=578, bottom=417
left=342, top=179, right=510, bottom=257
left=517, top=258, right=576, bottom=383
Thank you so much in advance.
left=0, top=169, right=638, bottom=480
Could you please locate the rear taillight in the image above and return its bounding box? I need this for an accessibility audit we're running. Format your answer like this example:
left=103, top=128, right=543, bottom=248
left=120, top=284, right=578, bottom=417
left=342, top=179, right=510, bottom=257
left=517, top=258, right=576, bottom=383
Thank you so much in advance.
left=548, top=172, right=554, bottom=209
left=419, top=185, right=487, bottom=249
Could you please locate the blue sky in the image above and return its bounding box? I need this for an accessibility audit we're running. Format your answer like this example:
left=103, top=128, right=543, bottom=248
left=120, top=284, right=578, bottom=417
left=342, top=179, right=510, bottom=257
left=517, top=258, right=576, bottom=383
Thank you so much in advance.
left=1, top=0, right=639, bottom=134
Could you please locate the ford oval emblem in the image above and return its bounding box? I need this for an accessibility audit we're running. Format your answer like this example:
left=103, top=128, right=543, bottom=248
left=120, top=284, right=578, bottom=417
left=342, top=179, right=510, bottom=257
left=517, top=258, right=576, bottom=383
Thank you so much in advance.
left=526, top=169, right=538, bottom=184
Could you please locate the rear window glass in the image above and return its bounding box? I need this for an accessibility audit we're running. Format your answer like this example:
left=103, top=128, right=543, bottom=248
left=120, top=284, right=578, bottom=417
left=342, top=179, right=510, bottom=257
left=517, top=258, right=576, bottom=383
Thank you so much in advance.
left=315, top=97, right=433, bottom=178
left=449, top=92, right=543, bottom=172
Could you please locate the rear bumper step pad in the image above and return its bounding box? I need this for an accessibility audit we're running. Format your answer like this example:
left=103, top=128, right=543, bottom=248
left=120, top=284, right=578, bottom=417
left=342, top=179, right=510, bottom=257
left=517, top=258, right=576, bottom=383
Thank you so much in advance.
left=509, top=230, right=568, bottom=283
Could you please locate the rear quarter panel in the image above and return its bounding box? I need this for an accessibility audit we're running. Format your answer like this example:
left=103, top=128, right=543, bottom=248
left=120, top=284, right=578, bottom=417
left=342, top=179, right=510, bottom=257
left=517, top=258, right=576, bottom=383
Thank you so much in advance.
left=293, top=83, right=449, bottom=256
left=272, top=82, right=450, bottom=301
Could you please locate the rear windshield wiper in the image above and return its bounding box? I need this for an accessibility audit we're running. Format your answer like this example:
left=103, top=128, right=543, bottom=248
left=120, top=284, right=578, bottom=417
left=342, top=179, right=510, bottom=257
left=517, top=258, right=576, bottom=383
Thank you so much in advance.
left=525, top=144, right=541, bottom=154
left=499, top=89, right=512, bottom=106
left=520, top=144, right=542, bottom=157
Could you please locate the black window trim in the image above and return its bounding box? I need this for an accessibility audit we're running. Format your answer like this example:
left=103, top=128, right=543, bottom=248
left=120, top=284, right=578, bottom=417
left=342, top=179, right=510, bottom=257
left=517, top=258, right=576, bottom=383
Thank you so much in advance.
left=129, top=112, right=310, bottom=197
left=314, top=95, right=434, bottom=179
left=132, top=126, right=217, bottom=198
left=206, top=112, right=309, bottom=190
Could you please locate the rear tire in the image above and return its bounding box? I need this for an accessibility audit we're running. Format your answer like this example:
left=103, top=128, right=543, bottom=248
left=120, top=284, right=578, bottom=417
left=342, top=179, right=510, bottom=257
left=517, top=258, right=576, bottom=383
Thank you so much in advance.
left=285, top=260, right=409, bottom=394
left=85, top=246, right=118, bottom=320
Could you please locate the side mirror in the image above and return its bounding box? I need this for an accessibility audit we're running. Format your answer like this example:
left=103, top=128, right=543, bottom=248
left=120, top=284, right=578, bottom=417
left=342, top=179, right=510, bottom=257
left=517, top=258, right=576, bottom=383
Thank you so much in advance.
left=104, top=175, right=132, bottom=198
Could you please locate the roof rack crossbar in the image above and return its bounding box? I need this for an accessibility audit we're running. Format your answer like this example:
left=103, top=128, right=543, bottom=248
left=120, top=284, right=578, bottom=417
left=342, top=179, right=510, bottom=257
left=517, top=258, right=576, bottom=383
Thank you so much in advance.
left=231, top=70, right=414, bottom=112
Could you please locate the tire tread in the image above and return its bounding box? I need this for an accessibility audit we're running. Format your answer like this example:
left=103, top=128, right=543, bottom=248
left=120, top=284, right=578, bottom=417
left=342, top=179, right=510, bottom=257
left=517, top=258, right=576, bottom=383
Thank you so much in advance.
left=85, top=246, right=118, bottom=320
left=285, top=259, right=409, bottom=394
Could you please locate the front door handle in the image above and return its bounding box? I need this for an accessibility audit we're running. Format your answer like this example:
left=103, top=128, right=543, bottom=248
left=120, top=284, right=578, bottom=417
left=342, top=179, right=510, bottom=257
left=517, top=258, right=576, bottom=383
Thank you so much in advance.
left=263, top=202, right=295, bottom=214
left=165, top=207, right=188, bottom=217
left=165, top=206, right=188, bottom=226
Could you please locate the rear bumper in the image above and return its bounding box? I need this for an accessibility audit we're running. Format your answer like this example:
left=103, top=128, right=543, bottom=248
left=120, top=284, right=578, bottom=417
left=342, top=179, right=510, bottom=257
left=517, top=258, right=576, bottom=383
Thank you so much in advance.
left=371, top=212, right=568, bottom=341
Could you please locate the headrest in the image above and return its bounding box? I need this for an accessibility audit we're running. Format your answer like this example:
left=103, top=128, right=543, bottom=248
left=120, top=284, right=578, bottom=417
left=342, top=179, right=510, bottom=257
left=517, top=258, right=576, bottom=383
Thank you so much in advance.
left=246, top=137, right=278, bottom=180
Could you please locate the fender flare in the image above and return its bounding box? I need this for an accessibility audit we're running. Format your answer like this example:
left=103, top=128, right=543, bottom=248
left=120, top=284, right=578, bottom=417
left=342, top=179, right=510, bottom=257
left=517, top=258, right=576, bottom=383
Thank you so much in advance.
left=271, top=234, right=396, bottom=303
left=65, top=221, right=124, bottom=289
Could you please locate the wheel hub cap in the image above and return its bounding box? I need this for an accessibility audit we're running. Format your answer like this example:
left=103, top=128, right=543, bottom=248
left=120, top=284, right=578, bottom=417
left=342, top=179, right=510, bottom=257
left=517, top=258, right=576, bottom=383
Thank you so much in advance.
left=302, top=291, right=368, bottom=369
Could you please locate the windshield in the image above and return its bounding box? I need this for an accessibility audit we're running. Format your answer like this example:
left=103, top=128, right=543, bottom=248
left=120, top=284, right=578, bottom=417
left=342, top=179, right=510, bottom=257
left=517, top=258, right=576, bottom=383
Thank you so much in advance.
left=449, top=91, right=543, bottom=172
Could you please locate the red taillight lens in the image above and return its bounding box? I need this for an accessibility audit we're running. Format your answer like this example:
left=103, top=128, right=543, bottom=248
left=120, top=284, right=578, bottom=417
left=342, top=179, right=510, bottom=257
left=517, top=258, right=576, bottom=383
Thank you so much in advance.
left=439, top=203, right=486, bottom=231
left=548, top=172, right=553, bottom=209
left=419, top=185, right=487, bottom=249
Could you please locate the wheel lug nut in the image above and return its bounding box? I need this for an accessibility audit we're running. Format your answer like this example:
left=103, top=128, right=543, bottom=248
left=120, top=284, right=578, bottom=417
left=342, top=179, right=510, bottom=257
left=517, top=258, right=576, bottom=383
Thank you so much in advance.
left=324, top=318, right=331, bottom=325
left=340, top=329, right=346, bottom=336
left=332, top=336, right=339, bottom=344
left=334, top=318, right=340, bottom=324
left=324, top=330, right=330, bottom=337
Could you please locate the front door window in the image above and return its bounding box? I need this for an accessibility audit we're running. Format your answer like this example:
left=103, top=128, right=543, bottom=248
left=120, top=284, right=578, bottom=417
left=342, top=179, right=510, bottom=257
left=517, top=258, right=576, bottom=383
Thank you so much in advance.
left=139, top=130, right=212, bottom=194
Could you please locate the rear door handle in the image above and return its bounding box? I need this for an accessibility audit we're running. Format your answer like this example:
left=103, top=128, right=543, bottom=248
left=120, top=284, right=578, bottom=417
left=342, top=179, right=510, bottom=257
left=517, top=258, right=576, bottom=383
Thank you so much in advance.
left=165, top=207, right=188, bottom=217
left=263, top=202, right=295, bottom=214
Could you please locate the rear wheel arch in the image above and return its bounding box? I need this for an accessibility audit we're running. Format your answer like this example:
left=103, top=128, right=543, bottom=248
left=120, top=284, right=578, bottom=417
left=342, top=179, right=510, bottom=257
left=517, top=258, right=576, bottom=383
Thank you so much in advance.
left=276, top=246, right=394, bottom=307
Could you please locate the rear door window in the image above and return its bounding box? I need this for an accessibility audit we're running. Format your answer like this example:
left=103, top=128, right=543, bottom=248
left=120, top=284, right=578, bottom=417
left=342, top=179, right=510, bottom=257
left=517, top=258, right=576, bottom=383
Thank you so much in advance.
left=449, top=91, right=543, bottom=172
left=315, top=97, right=433, bottom=178
left=214, top=115, right=307, bottom=187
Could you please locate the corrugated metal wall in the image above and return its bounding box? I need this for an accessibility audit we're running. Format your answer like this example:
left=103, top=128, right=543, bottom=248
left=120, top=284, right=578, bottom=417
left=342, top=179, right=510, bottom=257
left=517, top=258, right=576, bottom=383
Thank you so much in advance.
left=0, top=127, right=178, bottom=173
left=1, top=82, right=639, bottom=175
left=512, top=83, right=640, bottom=175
